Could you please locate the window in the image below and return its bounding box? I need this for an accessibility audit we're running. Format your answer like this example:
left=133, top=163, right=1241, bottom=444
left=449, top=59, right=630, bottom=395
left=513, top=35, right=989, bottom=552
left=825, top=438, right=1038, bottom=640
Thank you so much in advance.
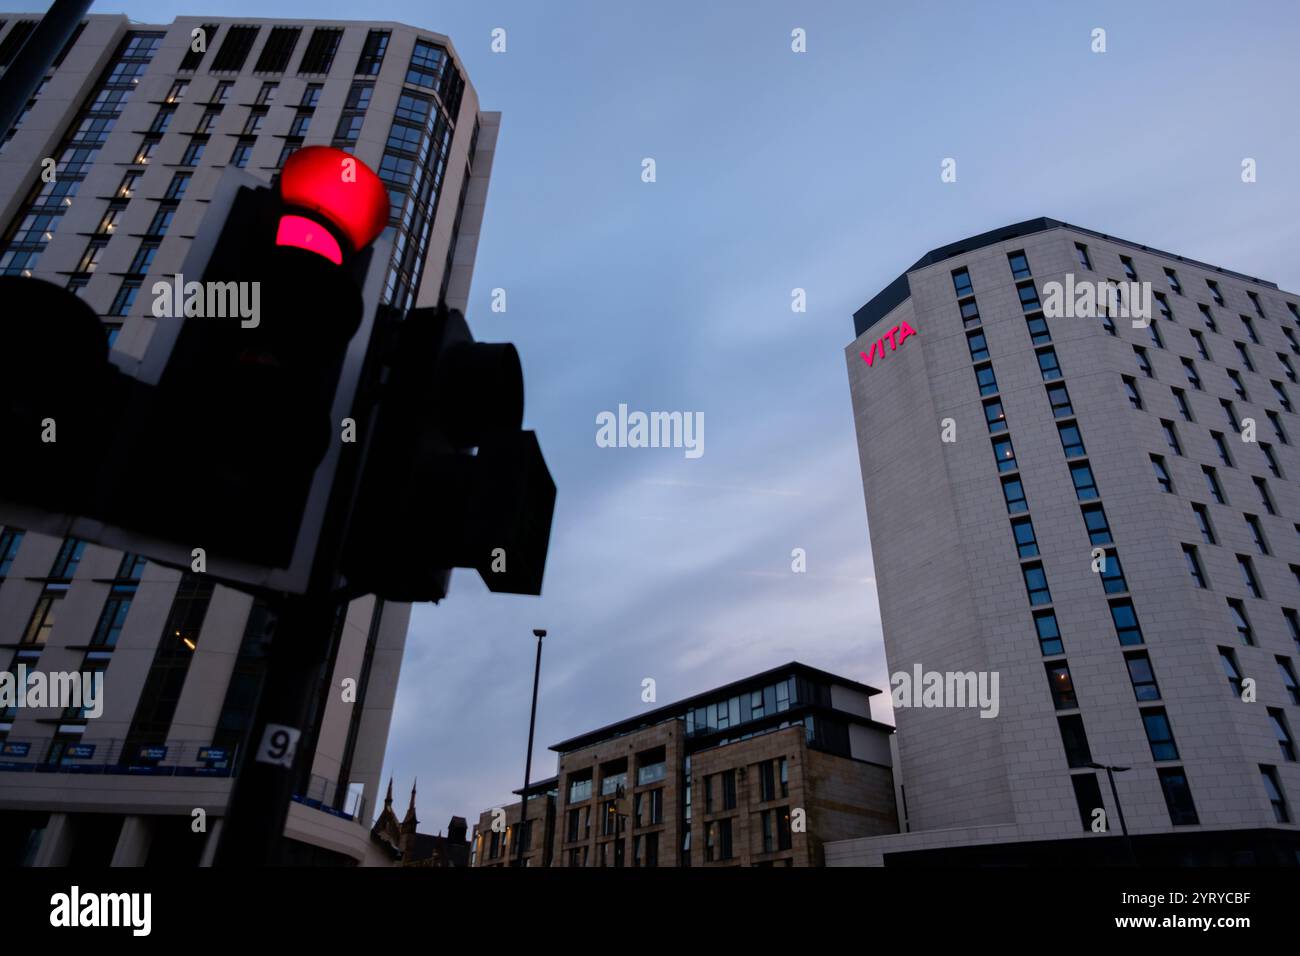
left=1192, top=503, right=1215, bottom=544
left=1238, top=554, right=1263, bottom=598
left=1278, top=657, right=1300, bottom=705
left=1241, top=313, right=1260, bottom=344
left=720, top=769, right=737, bottom=810
left=1034, top=609, right=1063, bottom=655
left=1155, top=291, right=1173, bottom=321
left=195, top=109, right=219, bottom=133
left=1007, top=250, right=1030, bottom=279
left=1287, top=328, right=1300, bottom=355
left=1221, top=399, right=1241, bottom=433
left=1081, top=503, right=1112, bottom=545
left=1268, top=708, right=1295, bottom=761
left=1161, top=420, right=1181, bottom=455
left=1011, top=516, right=1038, bottom=558
left=76, top=239, right=105, bottom=273
left=1152, top=455, right=1173, bottom=493
left=1099, top=550, right=1128, bottom=594
left=1272, top=380, right=1293, bottom=413
left=230, top=139, right=254, bottom=168
left=1149, top=322, right=1164, bottom=349
left=1134, top=346, right=1153, bottom=377
left=300, top=83, right=323, bottom=108
left=165, top=79, right=189, bottom=103
left=1244, top=513, right=1269, bottom=555
left=1227, top=370, right=1248, bottom=401
left=1280, top=354, right=1297, bottom=384
left=1058, top=421, right=1086, bottom=457
left=1261, top=766, right=1290, bottom=823
left=1183, top=545, right=1207, bottom=588
left=1036, top=346, right=1062, bottom=381
left=1058, top=714, right=1093, bottom=768
left=1199, top=302, right=1218, bottom=332
left=1182, top=357, right=1202, bottom=389
left=180, top=138, right=205, bottom=166
left=1121, top=652, right=1160, bottom=702
left=288, top=112, right=311, bottom=137
left=405, top=39, right=447, bottom=89
left=148, top=105, right=175, bottom=133
left=127, top=241, right=158, bottom=275
left=178, top=23, right=218, bottom=70
left=1164, top=267, right=1182, bottom=294
left=1110, top=599, right=1144, bottom=646
left=1158, top=768, right=1199, bottom=825
left=355, top=30, right=391, bottom=75
left=1025, top=312, right=1051, bottom=345
left=1119, top=255, right=1138, bottom=280
left=1022, top=562, right=1051, bottom=606
left=974, top=362, right=998, bottom=396
left=0, top=528, right=23, bottom=578
left=967, top=329, right=989, bottom=361
left=297, top=27, right=342, bottom=73
left=109, top=279, right=141, bottom=317
left=1142, top=708, right=1179, bottom=760
left=1046, top=383, right=1073, bottom=418
left=1075, top=243, right=1092, bottom=269
left=1123, top=375, right=1143, bottom=409
left=992, top=435, right=1016, bottom=473
left=211, top=80, right=233, bottom=104
left=984, top=397, right=1007, bottom=434
left=50, top=538, right=86, bottom=579
left=1203, top=466, right=1225, bottom=504
left=1268, top=410, right=1289, bottom=444
left=1173, top=387, right=1193, bottom=422
left=254, top=82, right=277, bottom=105
left=567, top=773, right=592, bottom=803
left=1070, top=774, right=1105, bottom=832
left=1070, top=461, right=1099, bottom=500
left=1211, top=431, right=1233, bottom=466
left=1206, top=278, right=1224, bottom=305
left=241, top=110, right=265, bottom=134
left=210, top=25, right=259, bottom=72
left=1045, top=662, right=1077, bottom=709
left=952, top=267, right=973, bottom=297
left=253, top=25, right=300, bottom=73
left=1235, top=341, right=1254, bottom=371
left=1253, top=476, right=1276, bottom=515
left=22, top=595, right=61, bottom=645
left=1228, top=598, right=1254, bottom=645
left=1190, top=329, right=1210, bottom=360
left=145, top=204, right=175, bottom=237
left=164, top=172, right=190, bottom=199
left=1220, top=646, right=1244, bottom=696
left=1286, top=609, right=1300, bottom=652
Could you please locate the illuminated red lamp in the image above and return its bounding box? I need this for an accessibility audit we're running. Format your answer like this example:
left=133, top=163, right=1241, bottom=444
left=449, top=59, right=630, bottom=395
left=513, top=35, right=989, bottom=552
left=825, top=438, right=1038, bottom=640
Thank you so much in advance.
left=276, top=146, right=389, bottom=261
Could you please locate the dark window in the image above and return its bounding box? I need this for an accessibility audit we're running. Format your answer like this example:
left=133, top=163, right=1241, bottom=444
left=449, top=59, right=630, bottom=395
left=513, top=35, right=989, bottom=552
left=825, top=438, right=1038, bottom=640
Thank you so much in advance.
left=0, top=21, right=37, bottom=68
left=1182, top=357, right=1202, bottom=389
left=1261, top=766, right=1290, bottom=823
left=1071, top=774, right=1105, bottom=832
left=1001, top=475, right=1027, bottom=514
left=974, top=362, right=998, bottom=396
left=1245, top=513, right=1269, bottom=555
left=1070, top=461, right=1099, bottom=500
left=1036, top=346, right=1061, bottom=381
left=1268, top=708, right=1296, bottom=761
left=1022, top=562, right=1051, bottom=606
left=1220, top=647, right=1244, bottom=697
left=109, top=279, right=140, bottom=317
left=210, top=25, right=259, bottom=72
left=952, top=267, right=973, bottom=297
left=1120, top=255, right=1138, bottom=280
left=1081, top=503, right=1112, bottom=545
left=1058, top=714, right=1093, bottom=768
left=1238, top=553, right=1263, bottom=598
left=1172, top=387, right=1193, bottom=421
left=1017, top=281, right=1041, bottom=313
left=1034, top=609, right=1063, bottom=656
left=1183, top=544, right=1207, bottom=588
left=1192, top=503, right=1215, bottom=544
left=1211, top=431, right=1233, bottom=467
left=984, top=397, right=1007, bottom=433
left=1165, top=268, right=1182, bottom=294
left=1158, top=768, right=1199, bottom=825
left=1110, top=599, right=1143, bottom=646
left=967, top=329, right=989, bottom=361
left=1007, top=250, right=1031, bottom=279
left=355, top=30, right=390, bottom=75
left=178, top=23, right=219, bottom=70
left=1142, top=708, right=1179, bottom=760
left=1011, top=516, right=1038, bottom=558
left=1125, top=652, right=1161, bottom=701
left=1203, top=466, right=1225, bottom=504
left=253, top=25, right=300, bottom=73
left=1047, top=383, right=1073, bottom=417
left=992, top=435, right=1016, bottom=472
left=1025, top=312, right=1052, bottom=344
left=1058, top=421, right=1086, bottom=457
left=1123, top=375, right=1142, bottom=409
left=1228, top=598, right=1253, bottom=645
left=1046, top=662, right=1077, bottom=709
left=405, top=38, right=447, bottom=89
left=1075, top=243, right=1092, bottom=269
left=1134, top=346, right=1153, bottom=377
left=298, top=27, right=343, bottom=74
left=1277, top=657, right=1300, bottom=705
left=1099, top=550, right=1128, bottom=594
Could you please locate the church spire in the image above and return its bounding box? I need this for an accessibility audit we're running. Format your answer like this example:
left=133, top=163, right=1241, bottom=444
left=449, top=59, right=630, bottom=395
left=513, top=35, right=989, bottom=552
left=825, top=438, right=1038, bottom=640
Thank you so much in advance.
left=402, top=779, right=418, bottom=830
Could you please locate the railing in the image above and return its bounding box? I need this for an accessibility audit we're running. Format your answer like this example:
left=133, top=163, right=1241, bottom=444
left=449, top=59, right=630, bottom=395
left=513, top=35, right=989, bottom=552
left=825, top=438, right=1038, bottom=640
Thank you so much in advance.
left=0, top=737, right=238, bottom=776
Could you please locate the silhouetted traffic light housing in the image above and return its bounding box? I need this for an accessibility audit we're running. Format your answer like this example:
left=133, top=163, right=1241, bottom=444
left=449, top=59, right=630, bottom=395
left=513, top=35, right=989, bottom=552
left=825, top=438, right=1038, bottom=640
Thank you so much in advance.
left=114, top=148, right=387, bottom=569
left=344, top=304, right=556, bottom=600
left=0, top=275, right=138, bottom=518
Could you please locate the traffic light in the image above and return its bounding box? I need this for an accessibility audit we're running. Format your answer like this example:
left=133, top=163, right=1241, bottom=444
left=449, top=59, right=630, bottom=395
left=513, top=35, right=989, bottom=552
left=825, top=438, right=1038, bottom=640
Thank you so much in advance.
left=0, top=275, right=139, bottom=519
left=343, top=303, right=556, bottom=600
left=113, top=147, right=390, bottom=569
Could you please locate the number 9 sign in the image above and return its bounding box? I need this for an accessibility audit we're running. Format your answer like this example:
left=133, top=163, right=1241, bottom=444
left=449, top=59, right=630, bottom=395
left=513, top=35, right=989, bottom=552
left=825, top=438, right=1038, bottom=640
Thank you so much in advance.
left=256, top=723, right=301, bottom=768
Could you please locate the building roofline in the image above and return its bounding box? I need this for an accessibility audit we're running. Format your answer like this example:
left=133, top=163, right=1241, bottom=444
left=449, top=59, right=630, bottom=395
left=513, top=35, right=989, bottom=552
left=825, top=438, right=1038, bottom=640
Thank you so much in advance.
left=548, top=661, right=882, bottom=754
left=852, top=216, right=1286, bottom=339
left=511, top=776, right=558, bottom=797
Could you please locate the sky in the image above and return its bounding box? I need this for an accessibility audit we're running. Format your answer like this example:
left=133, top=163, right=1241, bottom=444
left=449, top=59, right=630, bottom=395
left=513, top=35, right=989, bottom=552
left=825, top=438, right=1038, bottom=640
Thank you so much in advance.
left=8, top=0, right=1299, bottom=831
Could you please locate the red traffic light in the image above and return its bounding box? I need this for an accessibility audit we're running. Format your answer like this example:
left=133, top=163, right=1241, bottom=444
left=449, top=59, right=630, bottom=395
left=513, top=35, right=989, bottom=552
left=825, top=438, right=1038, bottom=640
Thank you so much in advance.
left=277, top=146, right=388, bottom=257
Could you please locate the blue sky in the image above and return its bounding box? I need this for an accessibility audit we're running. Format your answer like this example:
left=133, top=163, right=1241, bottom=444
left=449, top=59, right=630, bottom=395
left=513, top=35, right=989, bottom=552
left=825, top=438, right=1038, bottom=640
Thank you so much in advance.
left=10, top=0, right=1299, bottom=831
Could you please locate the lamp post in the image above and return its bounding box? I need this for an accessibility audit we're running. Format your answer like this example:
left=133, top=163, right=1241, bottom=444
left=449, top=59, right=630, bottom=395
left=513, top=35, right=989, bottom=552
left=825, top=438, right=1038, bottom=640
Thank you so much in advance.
left=1087, top=761, right=1135, bottom=865
left=515, top=628, right=546, bottom=867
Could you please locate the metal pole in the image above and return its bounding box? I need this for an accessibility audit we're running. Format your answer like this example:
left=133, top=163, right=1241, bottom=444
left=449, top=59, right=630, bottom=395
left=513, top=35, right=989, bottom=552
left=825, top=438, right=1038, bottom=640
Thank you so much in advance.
left=0, top=0, right=92, bottom=143
left=1102, top=765, right=1137, bottom=866
left=515, top=628, right=545, bottom=867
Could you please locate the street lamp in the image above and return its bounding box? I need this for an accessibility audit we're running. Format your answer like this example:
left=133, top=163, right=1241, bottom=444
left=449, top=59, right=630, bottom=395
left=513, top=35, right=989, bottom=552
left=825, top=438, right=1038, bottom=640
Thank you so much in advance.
left=1087, top=761, right=1136, bottom=865
left=515, top=628, right=546, bottom=867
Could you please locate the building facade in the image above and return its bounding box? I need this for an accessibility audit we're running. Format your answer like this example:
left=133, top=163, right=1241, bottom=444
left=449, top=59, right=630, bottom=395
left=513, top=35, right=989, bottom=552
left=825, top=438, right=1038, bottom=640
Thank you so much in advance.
left=0, top=14, right=498, bottom=865
left=470, top=777, right=557, bottom=868
left=471, top=663, right=898, bottom=867
left=833, top=218, right=1300, bottom=865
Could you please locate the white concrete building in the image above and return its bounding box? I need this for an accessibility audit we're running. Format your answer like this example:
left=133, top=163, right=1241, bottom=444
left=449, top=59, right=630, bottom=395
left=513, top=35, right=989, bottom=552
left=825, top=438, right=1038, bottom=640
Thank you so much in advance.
left=0, top=14, right=498, bottom=865
left=833, top=218, right=1300, bottom=865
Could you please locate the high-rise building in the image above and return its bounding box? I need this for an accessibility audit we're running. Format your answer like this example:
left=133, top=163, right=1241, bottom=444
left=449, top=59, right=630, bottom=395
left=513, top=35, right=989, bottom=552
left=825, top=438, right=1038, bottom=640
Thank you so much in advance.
left=471, top=662, right=898, bottom=867
left=0, top=14, right=498, bottom=866
left=833, top=218, right=1300, bottom=865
